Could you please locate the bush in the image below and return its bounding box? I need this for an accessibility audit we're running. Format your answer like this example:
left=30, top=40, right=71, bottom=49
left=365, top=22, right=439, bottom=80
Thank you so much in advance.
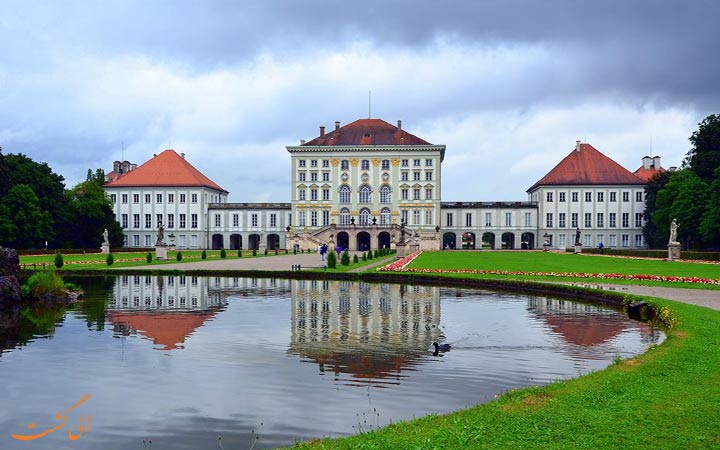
left=374, top=250, right=379, bottom=258
left=106, top=253, right=114, bottom=266
left=367, top=250, right=373, bottom=260
left=146, top=252, right=152, bottom=263
left=264, top=249, right=268, bottom=255
left=252, top=249, right=257, bottom=256
left=176, top=252, right=183, bottom=261
left=23, top=270, right=67, bottom=297
left=362, top=252, right=367, bottom=261
left=220, top=249, right=226, bottom=258
left=275, top=249, right=278, bottom=255
left=341, top=250, right=350, bottom=266
left=327, top=251, right=337, bottom=268
left=353, top=254, right=359, bottom=263
left=238, top=250, right=242, bottom=257
left=54, top=252, right=64, bottom=269
left=201, top=250, right=207, bottom=260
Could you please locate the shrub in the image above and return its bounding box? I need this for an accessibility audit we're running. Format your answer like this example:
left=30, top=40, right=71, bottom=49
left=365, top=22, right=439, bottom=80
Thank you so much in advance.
left=24, top=270, right=67, bottom=297
left=362, top=252, right=367, bottom=261
left=220, top=249, right=226, bottom=258
left=54, top=252, right=64, bottom=269
left=353, top=254, right=359, bottom=263
left=238, top=250, right=242, bottom=257
left=327, top=251, right=337, bottom=268
left=106, top=253, right=114, bottom=266
left=146, top=252, right=152, bottom=263
left=275, top=249, right=278, bottom=255
left=341, top=250, right=350, bottom=266
left=374, top=250, right=379, bottom=258
left=367, top=250, right=373, bottom=260
left=264, top=249, right=268, bottom=255
left=252, top=249, right=257, bottom=256
left=176, top=252, right=183, bottom=261
left=201, top=250, right=207, bottom=260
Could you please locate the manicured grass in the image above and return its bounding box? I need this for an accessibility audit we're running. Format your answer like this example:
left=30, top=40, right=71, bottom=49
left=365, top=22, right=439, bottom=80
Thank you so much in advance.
left=406, top=251, right=720, bottom=289
left=289, top=291, right=720, bottom=450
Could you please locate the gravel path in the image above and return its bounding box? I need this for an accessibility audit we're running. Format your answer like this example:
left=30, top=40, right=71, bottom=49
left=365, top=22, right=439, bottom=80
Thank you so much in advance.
left=556, top=282, right=720, bottom=311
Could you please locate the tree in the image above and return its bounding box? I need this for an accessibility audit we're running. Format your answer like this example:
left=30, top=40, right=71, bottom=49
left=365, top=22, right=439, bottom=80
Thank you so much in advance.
left=60, top=179, right=123, bottom=248
left=653, top=170, right=708, bottom=249
left=643, top=170, right=673, bottom=248
left=0, top=184, right=52, bottom=249
left=699, top=167, right=720, bottom=248
left=685, top=114, right=720, bottom=183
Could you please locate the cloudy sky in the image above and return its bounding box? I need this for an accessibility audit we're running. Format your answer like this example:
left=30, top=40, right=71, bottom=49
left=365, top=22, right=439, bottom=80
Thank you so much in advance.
left=1, top=0, right=717, bottom=201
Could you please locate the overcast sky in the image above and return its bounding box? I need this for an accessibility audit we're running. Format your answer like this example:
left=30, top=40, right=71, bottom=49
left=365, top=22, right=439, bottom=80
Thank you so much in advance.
left=1, top=1, right=717, bottom=201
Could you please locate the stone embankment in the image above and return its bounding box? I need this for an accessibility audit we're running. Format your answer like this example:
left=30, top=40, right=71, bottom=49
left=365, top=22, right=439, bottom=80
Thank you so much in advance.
left=0, top=247, right=21, bottom=307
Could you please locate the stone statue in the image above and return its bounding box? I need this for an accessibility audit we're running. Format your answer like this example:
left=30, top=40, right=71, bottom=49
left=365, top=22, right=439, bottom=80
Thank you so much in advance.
left=399, top=221, right=406, bottom=243
left=669, top=218, right=680, bottom=244
left=575, top=227, right=581, bottom=246
left=102, top=228, right=109, bottom=245
left=156, top=222, right=165, bottom=245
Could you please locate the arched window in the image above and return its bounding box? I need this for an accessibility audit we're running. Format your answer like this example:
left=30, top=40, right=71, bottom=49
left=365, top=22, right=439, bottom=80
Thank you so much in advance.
left=340, top=208, right=351, bottom=225
left=339, top=185, right=351, bottom=204
left=380, top=207, right=391, bottom=225
left=359, top=208, right=371, bottom=225
left=359, top=185, right=372, bottom=204
left=379, top=185, right=391, bottom=203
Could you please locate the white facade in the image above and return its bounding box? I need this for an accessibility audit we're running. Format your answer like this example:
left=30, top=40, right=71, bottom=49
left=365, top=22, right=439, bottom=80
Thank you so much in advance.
left=206, top=203, right=291, bottom=250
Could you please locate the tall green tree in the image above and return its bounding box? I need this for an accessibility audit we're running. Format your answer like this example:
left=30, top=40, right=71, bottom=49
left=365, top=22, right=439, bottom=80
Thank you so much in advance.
left=643, top=170, right=672, bottom=248
left=654, top=170, right=709, bottom=249
left=699, top=167, right=720, bottom=248
left=684, top=114, right=720, bottom=183
left=60, top=178, right=124, bottom=248
left=0, top=184, right=53, bottom=248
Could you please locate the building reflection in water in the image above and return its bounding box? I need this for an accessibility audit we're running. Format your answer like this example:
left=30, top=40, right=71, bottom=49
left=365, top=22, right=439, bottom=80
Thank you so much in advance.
left=289, top=280, right=442, bottom=386
left=108, top=275, right=290, bottom=350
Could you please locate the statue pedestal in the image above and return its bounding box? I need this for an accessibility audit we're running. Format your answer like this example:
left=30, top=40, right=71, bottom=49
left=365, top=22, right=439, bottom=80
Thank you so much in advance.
left=542, top=244, right=550, bottom=252
left=574, top=244, right=582, bottom=254
left=668, top=243, right=681, bottom=261
left=155, top=244, right=168, bottom=260
left=100, top=243, right=110, bottom=254
left=396, top=242, right=407, bottom=259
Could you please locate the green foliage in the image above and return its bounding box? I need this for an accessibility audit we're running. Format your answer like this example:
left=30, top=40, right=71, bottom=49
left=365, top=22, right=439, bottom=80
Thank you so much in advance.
left=685, top=113, right=720, bottom=183
left=654, top=170, right=709, bottom=249
left=105, top=253, right=114, bottom=266
left=341, top=250, right=350, bottom=266
left=23, top=270, right=67, bottom=297
left=353, top=254, right=359, bottom=263
left=373, top=250, right=379, bottom=258
left=54, top=252, right=64, bottom=269
left=60, top=178, right=123, bottom=248
left=327, top=250, right=337, bottom=268
left=252, top=249, right=257, bottom=256
left=643, top=170, right=673, bottom=248
left=201, top=250, right=207, bottom=260
left=176, top=251, right=183, bottom=261
left=220, top=249, right=226, bottom=258
left=362, top=252, right=367, bottom=261
left=146, top=252, right=152, bottom=263
left=699, top=167, right=720, bottom=247
left=264, top=249, right=268, bottom=255
left=0, top=184, right=53, bottom=248
left=238, top=250, right=242, bottom=257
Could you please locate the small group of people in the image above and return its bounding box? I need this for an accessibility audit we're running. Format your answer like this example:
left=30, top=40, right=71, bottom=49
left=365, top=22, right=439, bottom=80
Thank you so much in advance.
left=318, top=243, right=329, bottom=261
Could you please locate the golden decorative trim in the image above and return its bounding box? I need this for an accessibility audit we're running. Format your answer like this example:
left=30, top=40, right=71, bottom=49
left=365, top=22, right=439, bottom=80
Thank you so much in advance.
left=371, top=159, right=381, bottom=166
left=350, top=159, right=359, bottom=167
left=331, top=159, right=340, bottom=167
left=391, top=159, right=400, bottom=166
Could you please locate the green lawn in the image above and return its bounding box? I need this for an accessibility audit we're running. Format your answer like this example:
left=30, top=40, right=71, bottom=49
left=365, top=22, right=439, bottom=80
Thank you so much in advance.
left=290, top=294, right=720, bottom=449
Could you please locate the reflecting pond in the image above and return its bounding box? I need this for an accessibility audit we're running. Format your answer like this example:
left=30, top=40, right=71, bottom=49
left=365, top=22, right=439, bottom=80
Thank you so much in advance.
left=0, top=275, right=663, bottom=449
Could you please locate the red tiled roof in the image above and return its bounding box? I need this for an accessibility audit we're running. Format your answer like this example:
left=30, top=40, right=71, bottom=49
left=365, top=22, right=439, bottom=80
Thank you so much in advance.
left=528, top=143, right=645, bottom=192
left=104, top=149, right=227, bottom=192
left=634, top=165, right=666, bottom=181
left=539, top=315, right=629, bottom=347
left=108, top=311, right=219, bottom=350
left=302, top=119, right=431, bottom=146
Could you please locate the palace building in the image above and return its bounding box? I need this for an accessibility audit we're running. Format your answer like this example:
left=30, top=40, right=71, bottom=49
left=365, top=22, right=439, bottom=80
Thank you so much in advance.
left=105, top=118, right=656, bottom=251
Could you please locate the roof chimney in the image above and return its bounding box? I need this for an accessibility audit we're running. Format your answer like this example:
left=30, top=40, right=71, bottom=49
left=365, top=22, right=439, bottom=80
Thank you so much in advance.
left=642, top=155, right=651, bottom=170
left=652, top=155, right=661, bottom=169
left=180, top=152, right=185, bottom=159
left=397, top=119, right=402, bottom=130
left=575, top=140, right=581, bottom=151
left=320, top=126, right=325, bottom=137
left=300, top=139, right=306, bottom=145
left=335, top=121, right=340, bottom=131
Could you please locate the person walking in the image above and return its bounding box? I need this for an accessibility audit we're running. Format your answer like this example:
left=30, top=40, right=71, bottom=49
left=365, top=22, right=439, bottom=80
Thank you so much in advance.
left=320, top=244, right=327, bottom=261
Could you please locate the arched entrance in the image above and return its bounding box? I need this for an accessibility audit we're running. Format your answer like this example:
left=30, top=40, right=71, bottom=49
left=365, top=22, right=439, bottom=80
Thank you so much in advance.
left=461, top=232, right=476, bottom=249
left=377, top=231, right=391, bottom=250
left=482, top=232, right=495, bottom=249
left=267, top=233, right=280, bottom=250
left=357, top=231, right=371, bottom=251
left=337, top=231, right=349, bottom=251
left=521, top=232, right=535, bottom=250
left=229, top=234, right=242, bottom=250
left=248, top=234, right=260, bottom=250
left=502, top=232, right=515, bottom=249
left=443, top=232, right=456, bottom=249
left=211, top=234, right=224, bottom=250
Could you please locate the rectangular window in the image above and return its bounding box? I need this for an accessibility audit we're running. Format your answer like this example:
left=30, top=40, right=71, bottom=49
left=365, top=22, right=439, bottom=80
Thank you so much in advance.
left=559, top=192, right=566, bottom=202
left=525, top=212, right=532, bottom=227
left=584, top=234, right=592, bottom=247
left=622, top=213, right=629, bottom=228
left=382, top=159, right=390, bottom=170
left=298, top=172, right=306, bottom=182
left=584, top=213, right=592, bottom=228
left=571, top=213, right=578, bottom=228
left=213, top=214, right=220, bottom=227
left=609, top=213, right=617, bottom=228
left=426, top=159, right=433, bottom=166
left=413, top=172, right=421, bottom=181
left=571, top=192, right=578, bottom=202
left=413, top=159, right=421, bottom=167
left=180, top=193, right=186, bottom=203
left=299, top=189, right=305, bottom=201
left=270, top=213, right=277, bottom=227
left=322, top=189, right=330, bottom=201
left=299, top=211, right=306, bottom=226
left=311, top=211, right=318, bottom=226
left=413, top=188, right=420, bottom=200
left=597, top=234, right=605, bottom=246
left=180, top=214, right=186, bottom=228
left=121, top=214, right=128, bottom=228
left=191, top=193, right=198, bottom=203
left=110, top=194, right=117, bottom=203
left=466, top=213, right=472, bottom=227
left=168, top=194, right=174, bottom=203
left=546, top=192, right=553, bottom=202
left=622, top=234, right=630, bottom=247
left=635, top=213, right=643, bottom=228
left=233, top=214, right=239, bottom=227
left=122, top=194, right=128, bottom=203
left=636, top=191, right=643, bottom=202
left=322, top=210, right=329, bottom=226
left=156, top=214, right=162, bottom=227
left=311, top=189, right=318, bottom=200
left=133, top=214, right=140, bottom=228
left=610, top=192, right=616, bottom=202
left=585, top=192, right=592, bottom=202
left=298, top=160, right=306, bottom=167
left=425, top=209, right=433, bottom=225
left=322, top=172, right=329, bottom=182
left=156, top=194, right=162, bottom=203
left=251, top=214, right=258, bottom=227
left=133, top=235, right=140, bottom=246
left=623, top=192, right=630, bottom=202
left=341, top=160, right=349, bottom=170
left=558, top=234, right=566, bottom=248
left=425, top=172, right=433, bottom=181
left=597, top=192, right=604, bottom=202
left=425, top=188, right=433, bottom=200
left=401, top=210, right=408, bottom=224
left=558, top=213, right=566, bottom=228
left=191, top=214, right=198, bottom=228
left=133, top=194, right=139, bottom=203
left=310, top=172, right=317, bottom=182
left=191, top=235, right=198, bottom=248
left=597, top=213, right=604, bottom=228
left=401, top=159, right=409, bottom=167
left=168, top=214, right=174, bottom=228
left=144, top=194, right=151, bottom=203
left=446, top=213, right=453, bottom=227
left=145, top=214, right=152, bottom=228
left=413, top=209, right=420, bottom=225
left=503, top=212, right=511, bottom=227
left=485, top=212, right=492, bottom=227
left=401, top=189, right=408, bottom=200
left=310, top=160, right=317, bottom=167
left=361, top=160, right=369, bottom=170
left=635, top=234, right=643, bottom=247
left=546, top=213, right=553, bottom=228
left=179, top=235, right=186, bottom=247
left=609, top=234, right=617, bottom=247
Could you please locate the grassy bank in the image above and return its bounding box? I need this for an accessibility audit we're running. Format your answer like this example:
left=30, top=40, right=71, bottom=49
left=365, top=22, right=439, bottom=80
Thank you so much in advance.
left=289, top=287, right=719, bottom=449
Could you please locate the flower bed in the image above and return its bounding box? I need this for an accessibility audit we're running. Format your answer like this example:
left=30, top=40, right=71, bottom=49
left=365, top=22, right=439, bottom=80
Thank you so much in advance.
left=377, top=251, right=423, bottom=272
